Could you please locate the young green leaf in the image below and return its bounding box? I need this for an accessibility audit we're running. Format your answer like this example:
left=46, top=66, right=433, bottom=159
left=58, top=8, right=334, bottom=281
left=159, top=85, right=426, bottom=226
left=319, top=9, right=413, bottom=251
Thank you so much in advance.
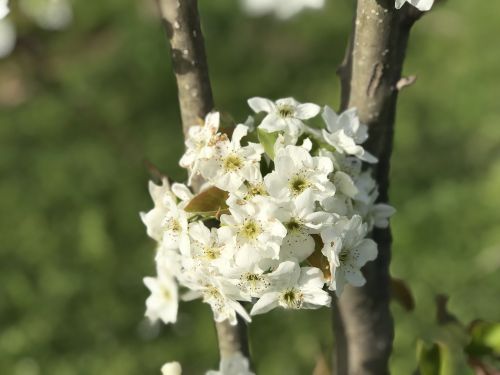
left=257, top=128, right=280, bottom=160
left=417, top=340, right=442, bottom=375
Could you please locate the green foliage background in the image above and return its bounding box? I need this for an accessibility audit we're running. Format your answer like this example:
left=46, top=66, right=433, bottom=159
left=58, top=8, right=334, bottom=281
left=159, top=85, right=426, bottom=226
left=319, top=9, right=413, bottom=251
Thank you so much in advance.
left=1, top=1, right=499, bottom=374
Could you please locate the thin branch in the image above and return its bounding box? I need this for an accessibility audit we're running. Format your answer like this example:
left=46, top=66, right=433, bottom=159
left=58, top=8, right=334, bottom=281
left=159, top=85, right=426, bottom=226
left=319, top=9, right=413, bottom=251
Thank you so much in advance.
left=157, top=0, right=214, bottom=136
left=156, top=0, right=251, bottom=363
left=334, top=0, right=424, bottom=373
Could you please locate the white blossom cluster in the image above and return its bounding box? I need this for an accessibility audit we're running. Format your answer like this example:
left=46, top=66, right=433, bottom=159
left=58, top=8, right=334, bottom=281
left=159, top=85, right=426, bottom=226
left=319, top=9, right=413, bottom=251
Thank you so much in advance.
left=141, top=96, right=395, bottom=337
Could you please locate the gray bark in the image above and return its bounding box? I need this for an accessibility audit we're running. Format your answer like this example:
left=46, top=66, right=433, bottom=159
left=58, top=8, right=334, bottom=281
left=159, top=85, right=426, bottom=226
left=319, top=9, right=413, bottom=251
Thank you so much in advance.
left=334, top=1, right=424, bottom=374
left=157, top=0, right=251, bottom=362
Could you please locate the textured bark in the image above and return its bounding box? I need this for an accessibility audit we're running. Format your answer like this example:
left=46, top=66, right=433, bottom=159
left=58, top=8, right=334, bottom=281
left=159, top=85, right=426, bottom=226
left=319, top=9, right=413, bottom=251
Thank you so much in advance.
left=334, top=1, right=423, bottom=374
left=158, top=0, right=214, bottom=136
left=157, top=0, right=250, bottom=362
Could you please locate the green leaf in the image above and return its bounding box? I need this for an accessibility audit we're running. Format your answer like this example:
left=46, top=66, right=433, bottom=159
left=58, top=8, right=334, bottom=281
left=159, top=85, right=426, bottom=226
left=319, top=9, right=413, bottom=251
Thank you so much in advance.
left=417, top=340, right=442, bottom=375
left=415, top=295, right=475, bottom=375
left=257, top=128, right=280, bottom=160
left=184, top=187, right=229, bottom=219
left=467, top=321, right=500, bottom=357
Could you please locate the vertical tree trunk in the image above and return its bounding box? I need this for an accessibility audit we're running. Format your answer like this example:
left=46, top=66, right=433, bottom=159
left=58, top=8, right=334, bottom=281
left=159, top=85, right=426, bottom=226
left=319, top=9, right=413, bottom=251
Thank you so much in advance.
left=157, top=0, right=251, bottom=362
left=335, top=1, right=423, bottom=374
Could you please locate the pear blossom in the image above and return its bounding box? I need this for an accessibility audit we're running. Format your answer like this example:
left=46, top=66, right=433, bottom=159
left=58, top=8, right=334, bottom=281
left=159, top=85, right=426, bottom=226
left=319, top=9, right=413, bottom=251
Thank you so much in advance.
left=321, top=106, right=377, bottom=163
left=265, top=144, right=334, bottom=202
left=140, top=179, right=190, bottom=253
left=182, top=272, right=251, bottom=325
left=277, top=190, right=333, bottom=262
left=0, top=18, right=15, bottom=58
left=353, top=171, right=396, bottom=230
left=225, top=171, right=270, bottom=209
left=226, top=263, right=272, bottom=299
left=321, top=215, right=378, bottom=295
left=206, top=352, right=254, bottom=375
left=395, top=0, right=434, bottom=11
left=199, top=124, right=264, bottom=192
left=187, top=221, right=233, bottom=270
left=219, top=197, right=287, bottom=267
left=180, top=112, right=220, bottom=184
left=248, top=97, right=320, bottom=140
left=251, top=261, right=331, bottom=315
left=241, top=0, right=324, bottom=20
left=0, top=0, right=9, bottom=19
left=143, top=270, right=179, bottom=325
left=141, top=97, right=392, bottom=371
left=162, top=362, right=182, bottom=375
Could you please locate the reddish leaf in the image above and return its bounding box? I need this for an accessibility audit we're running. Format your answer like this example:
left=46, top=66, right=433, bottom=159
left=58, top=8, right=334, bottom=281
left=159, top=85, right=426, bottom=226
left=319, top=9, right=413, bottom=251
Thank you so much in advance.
left=184, top=186, right=229, bottom=218
left=390, top=277, right=415, bottom=311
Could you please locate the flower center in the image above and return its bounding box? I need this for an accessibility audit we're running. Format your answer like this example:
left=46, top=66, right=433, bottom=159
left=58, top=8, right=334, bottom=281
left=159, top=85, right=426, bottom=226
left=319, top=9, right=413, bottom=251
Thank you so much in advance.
left=203, top=246, right=221, bottom=260
left=280, top=288, right=304, bottom=309
left=165, top=218, right=182, bottom=233
left=240, top=219, right=261, bottom=240
left=239, top=273, right=270, bottom=294
left=222, top=153, right=243, bottom=172
left=286, top=218, right=302, bottom=233
left=339, top=249, right=349, bottom=264
left=289, top=175, right=311, bottom=196
left=162, top=287, right=172, bottom=301
left=245, top=182, right=267, bottom=198
left=203, top=286, right=224, bottom=311
left=278, top=105, right=294, bottom=118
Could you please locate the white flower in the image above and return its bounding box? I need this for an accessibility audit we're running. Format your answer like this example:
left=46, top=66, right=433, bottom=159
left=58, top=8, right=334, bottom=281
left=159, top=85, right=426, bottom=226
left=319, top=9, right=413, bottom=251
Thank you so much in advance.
left=321, top=106, right=377, bottom=163
left=143, top=270, right=179, bottom=325
left=251, top=261, right=331, bottom=315
left=155, top=245, right=182, bottom=278
left=0, top=18, right=15, bottom=58
left=248, top=97, right=320, bottom=140
left=140, top=179, right=190, bottom=253
left=140, top=178, right=176, bottom=241
left=321, top=215, right=378, bottom=295
left=206, top=352, right=254, bottom=375
left=180, top=112, right=220, bottom=185
left=0, top=0, right=9, bottom=19
left=219, top=197, right=287, bottom=268
left=241, top=0, right=325, bottom=19
left=225, top=263, right=272, bottom=299
left=277, top=190, right=333, bottom=262
left=187, top=221, right=233, bottom=270
left=265, top=144, right=335, bottom=202
left=162, top=362, right=182, bottom=375
left=353, top=171, right=396, bottom=230
left=199, top=124, right=264, bottom=192
left=395, top=0, right=434, bottom=11
left=182, top=273, right=251, bottom=325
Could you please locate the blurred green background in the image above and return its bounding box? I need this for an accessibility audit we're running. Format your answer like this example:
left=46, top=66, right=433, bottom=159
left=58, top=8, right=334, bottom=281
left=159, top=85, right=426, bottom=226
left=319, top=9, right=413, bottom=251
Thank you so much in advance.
left=1, top=0, right=499, bottom=374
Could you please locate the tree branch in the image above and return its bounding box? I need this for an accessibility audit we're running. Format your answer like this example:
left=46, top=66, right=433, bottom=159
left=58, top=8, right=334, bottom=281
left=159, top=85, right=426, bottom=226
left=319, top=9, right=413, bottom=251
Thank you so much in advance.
left=157, top=0, right=251, bottom=363
left=158, top=0, right=214, bottom=136
left=335, top=1, right=422, bottom=374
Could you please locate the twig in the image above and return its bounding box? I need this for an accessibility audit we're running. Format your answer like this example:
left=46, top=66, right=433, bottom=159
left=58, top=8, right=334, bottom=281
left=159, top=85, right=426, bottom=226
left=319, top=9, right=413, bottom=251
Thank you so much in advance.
left=157, top=0, right=214, bottom=136
left=156, top=0, right=251, bottom=363
left=335, top=0, right=426, bottom=373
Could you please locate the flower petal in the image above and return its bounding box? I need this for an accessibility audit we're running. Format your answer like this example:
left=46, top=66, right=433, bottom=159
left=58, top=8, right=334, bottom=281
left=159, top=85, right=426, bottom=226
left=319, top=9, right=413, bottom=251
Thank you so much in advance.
left=248, top=97, right=276, bottom=114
